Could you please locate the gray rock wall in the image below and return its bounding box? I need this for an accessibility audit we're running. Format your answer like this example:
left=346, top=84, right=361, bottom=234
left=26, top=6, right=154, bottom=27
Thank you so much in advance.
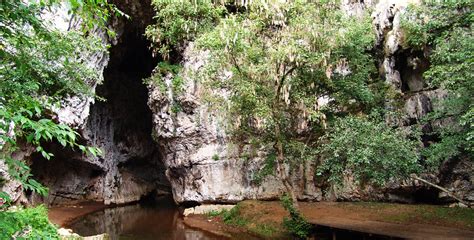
left=2, top=0, right=171, bottom=206
left=2, top=0, right=471, bottom=206
left=147, top=44, right=322, bottom=203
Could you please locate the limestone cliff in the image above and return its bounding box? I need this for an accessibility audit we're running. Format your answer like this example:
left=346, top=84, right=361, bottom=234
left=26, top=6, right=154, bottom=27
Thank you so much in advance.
left=146, top=0, right=472, bottom=204
left=2, top=0, right=472, bottom=207
left=147, top=43, right=322, bottom=204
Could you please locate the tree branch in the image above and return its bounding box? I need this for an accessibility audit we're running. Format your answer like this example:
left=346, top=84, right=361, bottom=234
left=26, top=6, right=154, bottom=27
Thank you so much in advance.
left=229, top=52, right=252, bottom=81
left=410, top=174, right=471, bottom=208
left=275, top=65, right=297, bottom=99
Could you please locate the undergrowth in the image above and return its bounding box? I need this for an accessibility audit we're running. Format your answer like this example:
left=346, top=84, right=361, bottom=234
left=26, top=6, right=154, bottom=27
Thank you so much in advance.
left=281, top=195, right=312, bottom=239
left=206, top=203, right=284, bottom=238
left=0, top=205, right=59, bottom=239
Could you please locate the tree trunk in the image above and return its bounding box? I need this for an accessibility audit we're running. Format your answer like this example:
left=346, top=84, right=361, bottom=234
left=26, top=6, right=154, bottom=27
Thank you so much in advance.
left=272, top=67, right=299, bottom=209
left=274, top=119, right=299, bottom=209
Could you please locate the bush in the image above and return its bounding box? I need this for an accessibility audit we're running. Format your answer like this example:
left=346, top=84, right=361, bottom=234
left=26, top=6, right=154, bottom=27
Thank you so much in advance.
left=317, top=116, right=420, bottom=186
left=206, top=210, right=221, bottom=217
left=145, top=0, right=225, bottom=59
left=0, top=205, right=59, bottom=239
left=281, top=195, right=312, bottom=239
left=221, top=204, right=248, bottom=226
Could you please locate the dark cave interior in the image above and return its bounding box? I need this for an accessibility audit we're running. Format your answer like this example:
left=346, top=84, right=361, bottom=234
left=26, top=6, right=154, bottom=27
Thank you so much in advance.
left=30, top=11, right=170, bottom=206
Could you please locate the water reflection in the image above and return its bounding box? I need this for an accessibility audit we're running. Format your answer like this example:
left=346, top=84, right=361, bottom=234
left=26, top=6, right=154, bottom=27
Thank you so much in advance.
left=69, top=197, right=222, bottom=240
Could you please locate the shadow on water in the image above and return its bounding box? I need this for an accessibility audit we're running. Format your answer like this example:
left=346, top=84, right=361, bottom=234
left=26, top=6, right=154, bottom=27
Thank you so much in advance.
left=68, top=196, right=222, bottom=240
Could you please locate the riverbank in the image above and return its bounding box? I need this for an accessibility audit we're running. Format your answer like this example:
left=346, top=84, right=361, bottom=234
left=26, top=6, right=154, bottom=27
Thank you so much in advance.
left=184, top=200, right=474, bottom=239
left=48, top=202, right=108, bottom=227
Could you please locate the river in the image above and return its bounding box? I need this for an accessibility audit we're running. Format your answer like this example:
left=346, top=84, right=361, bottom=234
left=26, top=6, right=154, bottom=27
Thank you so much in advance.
left=68, top=197, right=223, bottom=240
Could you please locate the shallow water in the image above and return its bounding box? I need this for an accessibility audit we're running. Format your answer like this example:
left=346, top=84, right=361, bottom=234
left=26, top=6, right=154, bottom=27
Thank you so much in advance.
left=68, top=197, right=223, bottom=240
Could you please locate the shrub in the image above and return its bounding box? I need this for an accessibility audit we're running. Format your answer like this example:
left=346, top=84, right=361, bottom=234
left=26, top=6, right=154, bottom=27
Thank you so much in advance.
left=281, top=195, right=312, bottom=239
left=0, top=205, right=59, bottom=239
left=317, top=116, right=420, bottom=186
left=145, top=0, right=225, bottom=59
left=222, top=204, right=248, bottom=226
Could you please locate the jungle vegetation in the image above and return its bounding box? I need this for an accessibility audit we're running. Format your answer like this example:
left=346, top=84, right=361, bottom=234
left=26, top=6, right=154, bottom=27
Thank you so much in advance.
left=0, top=0, right=472, bottom=238
left=145, top=0, right=472, bottom=236
left=0, top=0, right=122, bottom=238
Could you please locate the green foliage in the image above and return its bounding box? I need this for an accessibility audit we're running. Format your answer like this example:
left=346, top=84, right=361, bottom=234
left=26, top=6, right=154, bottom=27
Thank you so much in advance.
left=4, top=157, right=48, bottom=197
left=0, top=0, right=111, bottom=199
left=253, top=153, right=276, bottom=184
left=281, top=195, right=312, bottom=239
left=206, top=209, right=222, bottom=217
left=212, top=154, right=219, bottom=161
left=145, top=0, right=225, bottom=60
left=144, top=61, right=186, bottom=114
left=222, top=204, right=249, bottom=226
left=145, top=62, right=183, bottom=94
left=0, top=205, right=59, bottom=239
left=204, top=206, right=244, bottom=224
left=196, top=1, right=378, bottom=146
left=193, top=1, right=379, bottom=193
left=0, top=191, right=11, bottom=209
left=317, top=116, right=420, bottom=186
left=401, top=1, right=473, bottom=165
left=401, top=1, right=472, bottom=49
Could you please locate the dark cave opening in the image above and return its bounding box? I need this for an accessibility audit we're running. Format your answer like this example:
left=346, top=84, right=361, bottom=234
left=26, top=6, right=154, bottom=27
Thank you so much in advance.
left=82, top=24, right=170, bottom=204
left=394, top=50, right=430, bottom=93
left=30, top=15, right=171, bottom=206
left=91, top=28, right=157, bottom=156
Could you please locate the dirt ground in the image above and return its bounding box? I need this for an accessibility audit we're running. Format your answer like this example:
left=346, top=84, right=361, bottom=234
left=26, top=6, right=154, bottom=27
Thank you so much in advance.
left=184, top=215, right=264, bottom=240
left=184, top=200, right=474, bottom=240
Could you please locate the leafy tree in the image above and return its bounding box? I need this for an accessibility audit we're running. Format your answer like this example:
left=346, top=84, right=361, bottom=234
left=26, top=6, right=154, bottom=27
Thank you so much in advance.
left=0, top=0, right=120, bottom=202
left=194, top=0, right=379, bottom=207
left=145, top=0, right=225, bottom=60
left=401, top=1, right=473, bottom=168
left=317, top=116, right=420, bottom=187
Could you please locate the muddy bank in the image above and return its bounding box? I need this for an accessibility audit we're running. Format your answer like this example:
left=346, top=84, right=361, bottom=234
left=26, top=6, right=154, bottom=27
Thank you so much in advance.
left=184, top=200, right=474, bottom=240
left=48, top=202, right=109, bottom=227
left=183, top=215, right=265, bottom=240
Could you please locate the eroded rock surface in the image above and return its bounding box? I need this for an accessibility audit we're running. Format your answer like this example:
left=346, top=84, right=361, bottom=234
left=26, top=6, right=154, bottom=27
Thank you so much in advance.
left=331, top=0, right=473, bottom=204
left=17, top=0, right=170, bottom=206
left=2, top=0, right=472, bottom=207
left=147, top=43, right=322, bottom=204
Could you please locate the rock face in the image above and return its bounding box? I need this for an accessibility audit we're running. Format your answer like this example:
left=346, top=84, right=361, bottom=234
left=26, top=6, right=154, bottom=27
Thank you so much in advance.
left=148, top=44, right=322, bottom=204
left=331, top=0, right=473, bottom=204
left=2, top=0, right=472, bottom=206
left=24, top=0, right=170, bottom=206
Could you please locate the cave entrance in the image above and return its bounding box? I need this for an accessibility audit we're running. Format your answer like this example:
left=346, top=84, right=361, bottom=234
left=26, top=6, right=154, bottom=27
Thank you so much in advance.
left=83, top=22, right=170, bottom=204
left=30, top=12, right=170, bottom=206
